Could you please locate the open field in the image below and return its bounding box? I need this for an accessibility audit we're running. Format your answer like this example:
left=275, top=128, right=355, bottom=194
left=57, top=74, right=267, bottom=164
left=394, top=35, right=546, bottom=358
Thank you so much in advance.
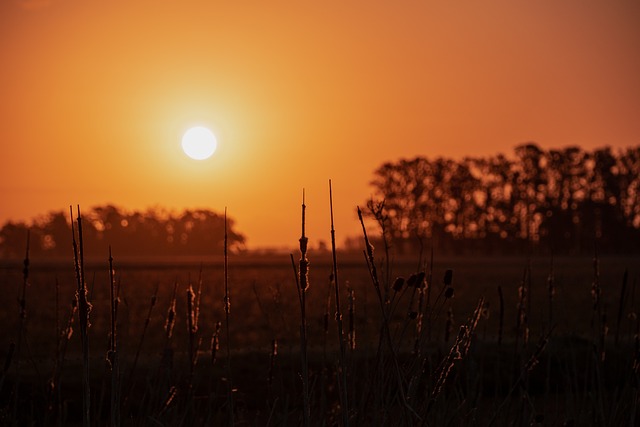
left=0, top=253, right=638, bottom=426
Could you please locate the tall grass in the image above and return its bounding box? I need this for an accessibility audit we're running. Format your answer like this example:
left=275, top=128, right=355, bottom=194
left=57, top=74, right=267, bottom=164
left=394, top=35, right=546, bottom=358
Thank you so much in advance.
left=71, top=205, right=92, bottom=427
left=329, top=179, right=349, bottom=426
left=9, top=229, right=29, bottom=426
left=223, top=207, right=234, bottom=426
left=107, top=246, right=120, bottom=427
left=0, top=191, right=638, bottom=426
left=292, top=189, right=311, bottom=427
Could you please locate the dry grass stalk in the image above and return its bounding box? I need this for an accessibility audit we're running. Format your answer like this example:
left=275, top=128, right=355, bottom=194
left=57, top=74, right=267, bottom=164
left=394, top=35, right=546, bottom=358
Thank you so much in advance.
left=165, top=280, right=178, bottom=344
left=429, top=297, right=485, bottom=405
left=497, top=286, right=504, bottom=347
left=159, top=385, right=178, bottom=415
left=210, top=321, right=221, bottom=366
left=1, top=343, right=15, bottom=393
left=107, top=246, right=120, bottom=427
left=590, top=249, right=608, bottom=364
left=329, top=180, right=349, bottom=427
left=127, top=283, right=158, bottom=389
left=223, top=207, right=234, bottom=426
left=444, top=308, right=454, bottom=343
left=47, top=295, right=77, bottom=421
left=366, top=198, right=392, bottom=301
left=10, top=229, right=30, bottom=422
left=488, top=327, right=554, bottom=427
left=357, top=205, right=415, bottom=422
left=195, top=264, right=203, bottom=332
left=347, top=286, right=356, bottom=351
left=413, top=276, right=426, bottom=355
left=515, top=267, right=529, bottom=351
left=71, top=205, right=92, bottom=427
left=187, top=284, right=198, bottom=379
left=547, top=257, right=555, bottom=331
left=591, top=248, right=602, bottom=332
left=293, top=189, right=311, bottom=427
left=267, top=338, right=278, bottom=390
left=615, top=268, right=628, bottom=346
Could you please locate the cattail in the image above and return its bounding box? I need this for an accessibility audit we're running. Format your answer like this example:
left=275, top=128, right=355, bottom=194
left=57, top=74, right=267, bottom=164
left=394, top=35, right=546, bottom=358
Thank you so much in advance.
left=444, top=269, right=453, bottom=286
left=393, top=277, right=405, bottom=292
left=71, top=205, right=92, bottom=427
left=299, top=190, right=310, bottom=293
left=407, top=271, right=426, bottom=288
left=444, top=287, right=454, bottom=299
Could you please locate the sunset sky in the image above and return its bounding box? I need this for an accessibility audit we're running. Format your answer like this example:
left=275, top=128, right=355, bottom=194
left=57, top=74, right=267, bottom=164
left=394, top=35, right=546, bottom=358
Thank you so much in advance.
left=1, top=0, right=639, bottom=250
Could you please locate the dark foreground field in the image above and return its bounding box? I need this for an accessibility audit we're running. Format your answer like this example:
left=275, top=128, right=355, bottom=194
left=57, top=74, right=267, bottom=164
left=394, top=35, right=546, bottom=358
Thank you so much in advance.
left=0, top=253, right=638, bottom=426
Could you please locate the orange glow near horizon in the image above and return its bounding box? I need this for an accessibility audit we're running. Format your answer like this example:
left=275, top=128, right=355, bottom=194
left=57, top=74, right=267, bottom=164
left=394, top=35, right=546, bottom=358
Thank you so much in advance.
left=1, top=0, right=639, bottom=249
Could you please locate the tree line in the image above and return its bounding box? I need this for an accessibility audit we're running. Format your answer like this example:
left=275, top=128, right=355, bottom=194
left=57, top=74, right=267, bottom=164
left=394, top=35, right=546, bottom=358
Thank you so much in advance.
left=364, top=143, right=640, bottom=255
left=0, top=206, right=245, bottom=258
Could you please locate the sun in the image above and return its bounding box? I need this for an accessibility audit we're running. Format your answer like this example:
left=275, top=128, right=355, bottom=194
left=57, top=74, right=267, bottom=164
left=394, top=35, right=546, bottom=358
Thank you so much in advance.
left=181, top=126, right=217, bottom=160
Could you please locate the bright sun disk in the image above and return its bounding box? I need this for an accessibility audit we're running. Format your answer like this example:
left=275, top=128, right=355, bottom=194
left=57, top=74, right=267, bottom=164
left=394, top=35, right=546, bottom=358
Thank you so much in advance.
left=181, top=126, right=217, bottom=160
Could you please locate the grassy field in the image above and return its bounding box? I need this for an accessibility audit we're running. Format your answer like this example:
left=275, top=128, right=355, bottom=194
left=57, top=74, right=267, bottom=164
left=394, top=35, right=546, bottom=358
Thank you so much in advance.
left=0, top=253, right=638, bottom=426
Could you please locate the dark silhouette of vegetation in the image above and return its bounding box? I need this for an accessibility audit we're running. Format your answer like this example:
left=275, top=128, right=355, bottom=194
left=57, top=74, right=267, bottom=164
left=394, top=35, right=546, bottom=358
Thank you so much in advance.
left=0, top=206, right=245, bottom=258
left=365, top=143, right=640, bottom=255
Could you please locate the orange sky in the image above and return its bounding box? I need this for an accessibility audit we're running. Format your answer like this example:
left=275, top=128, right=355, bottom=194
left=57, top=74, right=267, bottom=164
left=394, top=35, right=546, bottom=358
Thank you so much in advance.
left=1, top=0, right=639, bottom=250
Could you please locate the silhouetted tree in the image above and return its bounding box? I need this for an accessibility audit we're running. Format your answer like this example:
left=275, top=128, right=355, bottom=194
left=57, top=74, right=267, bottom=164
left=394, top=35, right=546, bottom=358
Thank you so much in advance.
left=368, top=144, right=640, bottom=255
left=0, top=205, right=246, bottom=258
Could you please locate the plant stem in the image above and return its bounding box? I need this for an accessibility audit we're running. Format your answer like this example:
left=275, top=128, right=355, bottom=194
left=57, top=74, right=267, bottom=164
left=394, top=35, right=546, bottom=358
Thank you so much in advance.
left=297, top=190, right=311, bottom=427
left=72, top=205, right=91, bottom=427
left=108, top=247, right=119, bottom=427
left=329, top=180, right=349, bottom=427
left=223, top=208, right=234, bottom=426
